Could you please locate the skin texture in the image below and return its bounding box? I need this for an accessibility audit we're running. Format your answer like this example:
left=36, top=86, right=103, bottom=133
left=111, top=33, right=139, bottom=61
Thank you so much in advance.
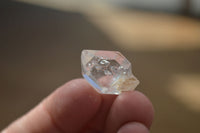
left=2, top=79, right=154, bottom=133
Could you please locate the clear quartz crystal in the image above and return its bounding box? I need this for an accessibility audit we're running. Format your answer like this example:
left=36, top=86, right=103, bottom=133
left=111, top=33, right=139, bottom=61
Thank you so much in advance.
left=81, top=50, right=139, bottom=94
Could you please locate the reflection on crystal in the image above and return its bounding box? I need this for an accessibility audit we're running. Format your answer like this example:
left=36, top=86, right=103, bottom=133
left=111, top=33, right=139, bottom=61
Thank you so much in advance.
left=81, top=50, right=139, bottom=94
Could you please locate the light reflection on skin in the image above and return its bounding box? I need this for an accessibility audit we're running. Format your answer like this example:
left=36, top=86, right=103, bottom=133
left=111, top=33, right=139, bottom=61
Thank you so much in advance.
left=168, top=74, right=200, bottom=112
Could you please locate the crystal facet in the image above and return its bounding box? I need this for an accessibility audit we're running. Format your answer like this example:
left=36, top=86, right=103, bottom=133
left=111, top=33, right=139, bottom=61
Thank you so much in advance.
left=81, top=50, right=139, bottom=94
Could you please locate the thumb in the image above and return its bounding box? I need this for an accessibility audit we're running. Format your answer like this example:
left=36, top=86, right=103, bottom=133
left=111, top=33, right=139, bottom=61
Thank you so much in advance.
left=2, top=79, right=102, bottom=133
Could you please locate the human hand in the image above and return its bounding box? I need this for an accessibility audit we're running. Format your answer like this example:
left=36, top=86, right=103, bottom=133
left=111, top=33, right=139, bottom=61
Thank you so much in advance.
left=2, top=79, right=154, bottom=133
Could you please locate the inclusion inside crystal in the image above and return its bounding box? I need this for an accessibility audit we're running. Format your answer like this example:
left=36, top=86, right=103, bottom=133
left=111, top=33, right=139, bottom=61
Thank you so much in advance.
left=81, top=50, right=139, bottom=94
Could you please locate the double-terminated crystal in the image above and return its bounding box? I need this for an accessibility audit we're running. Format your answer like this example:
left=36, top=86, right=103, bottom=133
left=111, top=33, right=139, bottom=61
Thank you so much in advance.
left=81, top=50, right=139, bottom=95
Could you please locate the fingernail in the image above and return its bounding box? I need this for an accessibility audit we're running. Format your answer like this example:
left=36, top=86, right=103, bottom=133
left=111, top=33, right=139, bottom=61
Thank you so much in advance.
left=117, top=122, right=149, bottom=133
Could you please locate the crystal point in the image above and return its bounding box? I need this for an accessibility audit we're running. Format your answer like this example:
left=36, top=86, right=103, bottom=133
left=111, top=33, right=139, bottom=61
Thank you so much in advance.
left=81, top=50, right=139, bottom=94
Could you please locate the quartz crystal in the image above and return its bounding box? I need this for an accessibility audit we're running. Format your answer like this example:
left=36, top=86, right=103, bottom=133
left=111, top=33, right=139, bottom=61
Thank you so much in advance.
left=81, top=50, right=139, bottom=94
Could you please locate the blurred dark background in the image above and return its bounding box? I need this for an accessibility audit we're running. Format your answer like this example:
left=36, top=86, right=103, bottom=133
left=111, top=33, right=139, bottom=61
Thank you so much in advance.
left=1, top=0, right=200, bottom=132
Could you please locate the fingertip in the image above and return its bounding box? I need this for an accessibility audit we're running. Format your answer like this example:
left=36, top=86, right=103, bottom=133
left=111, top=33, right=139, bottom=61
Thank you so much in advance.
left=2, top=79, right=103, bottom=133
left=46, top=78, right=101, bottom=109
left=43, top=78, right=102, bottom=132
left=117, top=122, right=149, bottom=133
left=118, top=91, right=154, bottom=128
left=105, top=90, right=154, bottom=133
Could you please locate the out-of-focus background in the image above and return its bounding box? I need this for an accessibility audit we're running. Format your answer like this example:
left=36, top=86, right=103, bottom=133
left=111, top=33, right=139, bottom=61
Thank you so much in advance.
left=1, top=0, right=200, bottom=132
